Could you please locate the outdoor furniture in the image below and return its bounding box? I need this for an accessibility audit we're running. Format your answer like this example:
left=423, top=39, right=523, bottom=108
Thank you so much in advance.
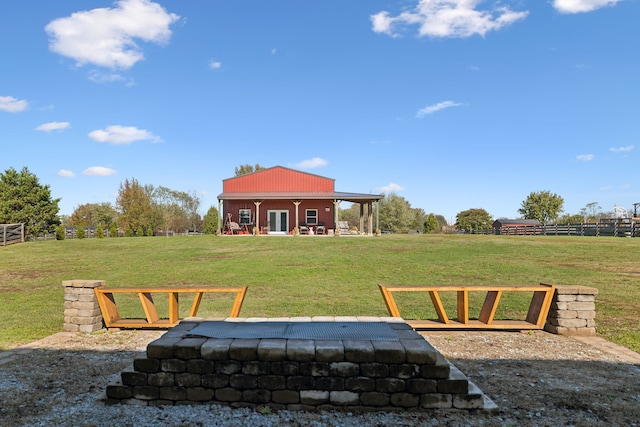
left=378, top=283, right=556, bottom=330
left=299, top=223, right=309, bottom=235
left=94, top=286, right=248, bottom=328
left=316, top=222, right=326, bottom=235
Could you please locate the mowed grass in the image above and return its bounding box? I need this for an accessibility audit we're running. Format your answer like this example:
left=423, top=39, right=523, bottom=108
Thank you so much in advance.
left=1, top=234, right=639, bottom=352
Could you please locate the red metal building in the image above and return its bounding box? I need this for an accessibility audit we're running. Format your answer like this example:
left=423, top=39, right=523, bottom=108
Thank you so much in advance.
left=217, top=166, right=383, bottom=235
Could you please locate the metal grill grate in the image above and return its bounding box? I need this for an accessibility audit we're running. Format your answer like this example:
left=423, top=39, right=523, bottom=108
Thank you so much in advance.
left=187, top=321, right=399, bottom=341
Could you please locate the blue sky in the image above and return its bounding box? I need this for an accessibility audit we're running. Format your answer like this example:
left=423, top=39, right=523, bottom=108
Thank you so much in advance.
left=1, top=0, right=638, bottom=223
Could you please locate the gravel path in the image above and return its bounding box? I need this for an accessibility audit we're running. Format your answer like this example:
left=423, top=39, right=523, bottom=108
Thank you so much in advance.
left=1, top=329, right=639, bottom=426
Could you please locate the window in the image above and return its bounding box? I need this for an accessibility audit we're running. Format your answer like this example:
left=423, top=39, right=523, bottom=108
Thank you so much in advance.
left=305, top=209, right=318, bottom=225
left=239, top=209, right=251, bottom=224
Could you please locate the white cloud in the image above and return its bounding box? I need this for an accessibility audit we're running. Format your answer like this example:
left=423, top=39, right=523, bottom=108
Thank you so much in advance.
left=57, top=169, right=76, bottom=177
left=83, top=166, right=117, bottom=176
left=416, top=100, right=463, bottom=117
left=371, top=0, right=529, bottom=38
left=209, top=61, right=222, bottom=70
left=378, top=183, right=405, bottom=194
left=88, top=70, right=127, bottom=83
left=45, top=0, right=180, bottom=70
left=88, top=125, right=160, bottom=145
left=553, top=0, right=621, bottom=14
left=0, top=96, right=28, bottom=112
left=294, top=157, right=328, bottom=169
left=36, top=121, right=71, bottom=132
left=610, top=145, right=634, bottom=153
left=577, top=154, right=594, bottom=161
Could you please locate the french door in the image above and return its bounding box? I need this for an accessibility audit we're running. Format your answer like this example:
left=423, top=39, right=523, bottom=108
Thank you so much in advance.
left=267, top=210, right=289, bottom=234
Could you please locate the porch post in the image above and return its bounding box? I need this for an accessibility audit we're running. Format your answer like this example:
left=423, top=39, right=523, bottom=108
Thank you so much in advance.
left=359, top=203, right=365, bottom=234
left=218, top=199, right=223, bottom=235
left=333, top=200, right=340, bottom=231
left=367, top=201, right=373, bottom=236
left=254, top=200, right=262, bottom=234
left=293, top=201, right=301, bottom=232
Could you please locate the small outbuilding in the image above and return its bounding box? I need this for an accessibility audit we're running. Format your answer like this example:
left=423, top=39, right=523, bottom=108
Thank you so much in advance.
left=493, top=218, right=541, bottom=235
left=217, top=166, right=383, bottom=235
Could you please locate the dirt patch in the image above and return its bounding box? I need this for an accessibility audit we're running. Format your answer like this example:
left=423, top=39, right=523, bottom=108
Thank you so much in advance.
left=1, top=329, right=639, bottom=426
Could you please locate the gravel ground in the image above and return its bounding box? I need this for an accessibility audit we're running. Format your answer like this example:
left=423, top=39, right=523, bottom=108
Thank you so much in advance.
left=1, top=329, right=639, bottom=427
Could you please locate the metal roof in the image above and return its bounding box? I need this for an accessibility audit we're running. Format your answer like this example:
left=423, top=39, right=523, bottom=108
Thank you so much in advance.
left=217, top=191, right=383, bottom=202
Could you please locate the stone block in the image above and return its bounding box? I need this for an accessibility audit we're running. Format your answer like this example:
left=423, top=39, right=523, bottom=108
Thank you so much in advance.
left=343, top=340, right=376, bottom=362
left=360, top=362, right=389, bottom=378
left=330, top=391, right=359, bottom=406
left=315, top=376, right=345, bottom=391
left=300, top=390, right=330, bottom=405
left=406, top=378, right=437, bottom=394
left=106, top=384, right=133, bottom=399
left=243, top=389, right=270, bottom=403
left=229, top=339, right=260, bottom=361
left=161, top=359, right=186, bottom=373
left=147, top=336, right=182, bottom=359
left=148, top=372, right=175, bottom=387
left=389, top=363, right=419, bottom=379
left=257, top=375, right=287, bottom=390
left=299, top=362, right=329, bottom=377
left=453, top=393, right=485, bottom=409
left=315, top=340, right=344, bottom=362
left=287, top=375, right=316, bottom=390
left=329, top=361, right=359, bottom=377
left=175, top=372, right=201, bottom=387
left=229, top=374, right=257, bottom=390
left=159, top=386, right=187, bottom=401
left=174, top=338, right=207, bottom=359
left=286, top=340, right=316, bottom=361
left=577, top=311, right=596, bottom=320
left=78, top=323, right=103, bottom=333
left=200, top=338, right=232, bottom=360
left=345, top=376, right=375, bottom=392
left=201, top=373, right=229, bottom=388
left=121, top=371, right=147, bottom=386
left=556, top=318, right=587, bottom=328
left=257, top=339, right=287, bottom=361
left=376, top=377, right=405, bottom=393
left=566, top=302, right=595, bottom=311
left=187, top=387, right=214, bottom=401
left=62, top=324, right=80, bottom=332
left=360, top=392, right=390, bottom=407
left=187, top=359, right=214, bottom=374
left=421, top=393, right=452, bottom=409
left=372, top=341, right=406, bottom=363
left=133, top=386, right=160, bottom=400
left=215, top=387, right=243, bottom=402
left=270, top=361, right=299, bottom=376
left=134, top=358, right=160, bottom=373
left=215, top=360, right=242, bottom=375
left=242, top=360, right=271, bottom=376
left=402, top=339, right=438, bottom=364
left=273, top=390, right=301, bottom=404
left=390, top=392, right=420, bottom=408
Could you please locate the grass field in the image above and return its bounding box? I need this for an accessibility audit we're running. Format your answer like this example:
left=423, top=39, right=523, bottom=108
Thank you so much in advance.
left=1, top=234, right=638, bottom=353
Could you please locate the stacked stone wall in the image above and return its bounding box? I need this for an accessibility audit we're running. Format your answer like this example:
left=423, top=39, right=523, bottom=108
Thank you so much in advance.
left=545, top=286, right=598, bottom=336
left=104, top=320, right=486, bottom=412
left=62, top=280, right=104, bottom=332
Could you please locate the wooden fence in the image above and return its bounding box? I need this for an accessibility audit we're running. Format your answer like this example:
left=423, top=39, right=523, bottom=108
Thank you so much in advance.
left=0, top=223, right=24, bottom=246
left=491, top=219, right=640, bottom=237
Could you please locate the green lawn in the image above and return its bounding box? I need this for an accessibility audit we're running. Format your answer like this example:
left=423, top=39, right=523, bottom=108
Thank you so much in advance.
left=1, top=234, right=639, bottom=353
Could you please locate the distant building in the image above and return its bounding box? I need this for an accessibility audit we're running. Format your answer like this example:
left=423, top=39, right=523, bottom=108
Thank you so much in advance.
left=217, top=166, right=383, bottom=235
left=493, top=219, right=541, bottom=235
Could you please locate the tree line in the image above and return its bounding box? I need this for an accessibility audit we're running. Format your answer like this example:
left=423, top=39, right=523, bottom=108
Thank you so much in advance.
left=0, top=166, right=631, bottom=238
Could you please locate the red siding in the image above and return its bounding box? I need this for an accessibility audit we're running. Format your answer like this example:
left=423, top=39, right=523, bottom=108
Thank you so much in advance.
left=224, top=167, right=334, bottom=193
left=225, top=199, right=334, bottom=233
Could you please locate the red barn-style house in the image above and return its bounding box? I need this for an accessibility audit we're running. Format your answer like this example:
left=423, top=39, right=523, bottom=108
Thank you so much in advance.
left=217, top=166, right=383, bottom=235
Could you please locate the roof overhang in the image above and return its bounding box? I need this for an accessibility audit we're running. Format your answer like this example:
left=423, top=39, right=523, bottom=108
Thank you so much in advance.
left=217, top=191, right=383, bottom=203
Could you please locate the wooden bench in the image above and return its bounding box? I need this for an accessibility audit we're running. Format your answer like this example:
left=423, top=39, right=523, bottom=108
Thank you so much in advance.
left=94, top=286, right=248, bottom=329
left=378, top=283, right=555, bottom=330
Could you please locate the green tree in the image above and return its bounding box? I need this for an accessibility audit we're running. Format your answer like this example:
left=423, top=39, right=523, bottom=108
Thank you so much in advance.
left=455, top=208, right=493, bottom=232
left=0, top=167, right=61, bottom=237
left=75, top=225, right=86, bottom=239
left=203, top=206, right=219, bottom=234
left=424, top=213, right=439, bottom=233
left=150, top=186, right=202, bottom=233
left=116, top=178, right=155, bottom=232
left=70, top=202, right=117, bottom=227
left=234, top=164, right=265, bottom=176
left=377, top=193, right=416, bottom=234
left=339, top=203, right=361, bottom=229
left=109, top=222, right=118, bottom=237
left=579, top=202, right=602, bottom=223
left=518, top=191, right=564, bottom=224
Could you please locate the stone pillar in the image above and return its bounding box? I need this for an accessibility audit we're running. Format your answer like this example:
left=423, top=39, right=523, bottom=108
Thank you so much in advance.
left=62, top=280, right=105, bottom=332
left=545, top=285, right=598, bottom=336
